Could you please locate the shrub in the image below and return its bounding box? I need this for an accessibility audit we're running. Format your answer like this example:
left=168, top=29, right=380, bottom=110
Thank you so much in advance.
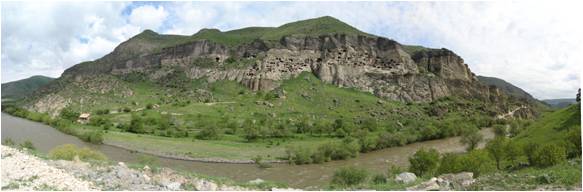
left=19, top=140, right=36, bottom=150
left=196, top=125, right=221, bottom=140
left=457, top=150, right=495, bottom=177
left=460, top=128, right=483, bottom=151
left=437, top=153, right=462, bottom=175
left=372, top=173, right=387, bottom=184
left=2, top=138, right=15, bottom=146
left=377, top=132, right=407, bottom=148
left=531, top=143, right=567, bottom=167
left=48, top=144, right=107, bottom=161
left=285, top=146, right=313, bottom=164
left=81, top=130, right=104, bottom=144
left=409, top=148, right=440, bottom=177
left=128, top=115, right=146, bottom=133
left=493, top=124, right=506, bottom=137
left=331, top=166, right=369, bottom=187
left=566, top=128, right=581, bottom=158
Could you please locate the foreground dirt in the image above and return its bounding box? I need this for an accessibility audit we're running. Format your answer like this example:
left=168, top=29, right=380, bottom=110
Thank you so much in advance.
left=0, top=146, right=296, bottom=191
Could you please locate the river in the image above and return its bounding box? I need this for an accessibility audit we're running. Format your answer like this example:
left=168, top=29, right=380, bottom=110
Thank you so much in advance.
left=1, top=113, right=493, bottom=189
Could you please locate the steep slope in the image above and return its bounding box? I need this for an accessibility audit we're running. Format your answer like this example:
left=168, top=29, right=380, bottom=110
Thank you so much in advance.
left=1, top=75, right=54, bottom=99
left=24, top=16, right=537, bottom=118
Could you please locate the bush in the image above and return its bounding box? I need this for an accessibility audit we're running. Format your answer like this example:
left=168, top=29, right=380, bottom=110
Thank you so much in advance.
left=331, top=166, right=369, bottom=187
left=437, top=153, right=462, bottom=175
left=128, top=115, right=146, bottom=133
left=2, top=138, right=15, bottom=146
left=457, top=150, right=495, bottom=177
left=372, top=173, right=387, bottom=184
left=409, top=148, right=440, bottom=177
left=81, top=131, right=104, bottom=144
left=530, top=143, right=567, bottom=167
left=566, top=128, right=581, bottom=158
left=286, top=146, right=313, bottom=164
left=196, top=125, right=221, bottom=140
left=48, top=144, right=107, bottom=161
left=19, top=140, right=36, bottom=150
left=493, top=124, right=506, bottom=137
left=505, top=140, right=523, bottom=168
left=377, top=132, right=407, bottom=148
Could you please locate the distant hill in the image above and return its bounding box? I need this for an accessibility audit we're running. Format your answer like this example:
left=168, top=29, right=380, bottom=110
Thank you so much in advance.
left=1, top=75, right=54, bottom=99
left=477, top=76, right=537, bottom=101
left=543, top=98, right=577, bottom=108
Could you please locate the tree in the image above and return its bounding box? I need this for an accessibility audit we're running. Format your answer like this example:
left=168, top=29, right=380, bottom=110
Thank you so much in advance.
left=128, top=115, right=145, bottom=133
left=460, top=129, right=483, bottom=151
left=196, top=125, right=220, bottom=140
left=577, top=88, right=581, bottom=102
left=59, top=107, right=79, bottom=122
left=505, top=140, right=523, bottom=167
left=409, top=148, right=440, bottom=177
left=485, top=137, right=509, bottom=170
left=567, top=128, right=581, bottom=157
left=243, top=119, right=260, bottom=141
left=437, top=153, right=461, bottom=175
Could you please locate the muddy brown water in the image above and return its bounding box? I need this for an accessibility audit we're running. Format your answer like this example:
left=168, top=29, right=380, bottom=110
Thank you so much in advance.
left=1, top=113, right=493, bottom=189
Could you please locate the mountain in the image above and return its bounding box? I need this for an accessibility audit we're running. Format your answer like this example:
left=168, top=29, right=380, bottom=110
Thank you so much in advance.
left=23, top=16, right=537, bottom=118
left=1, top=75, right=54, bottom=100
left=476, top=76, right=536, bottom=102
left=543, top=98, right=577, bottom=108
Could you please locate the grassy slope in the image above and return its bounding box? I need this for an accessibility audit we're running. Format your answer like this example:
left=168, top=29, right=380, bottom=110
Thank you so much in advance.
left=514, top=103, right=581, bottom=145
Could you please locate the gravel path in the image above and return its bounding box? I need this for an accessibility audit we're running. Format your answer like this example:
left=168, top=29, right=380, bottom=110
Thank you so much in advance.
left=1, top=146, right=98, bottom=191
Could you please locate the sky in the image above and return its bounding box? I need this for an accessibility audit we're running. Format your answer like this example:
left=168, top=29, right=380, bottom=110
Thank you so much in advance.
left=1, top=1, right=581, bottom=100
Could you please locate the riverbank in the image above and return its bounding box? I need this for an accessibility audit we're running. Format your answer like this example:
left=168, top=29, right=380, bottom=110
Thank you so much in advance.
left=0, top=145, right=295, bottom=191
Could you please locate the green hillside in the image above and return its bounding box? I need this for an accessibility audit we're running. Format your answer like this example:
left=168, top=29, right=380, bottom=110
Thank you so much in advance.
left=515, top=103, right=580, bottom=144
left=1, top=75, right=54, bottom=100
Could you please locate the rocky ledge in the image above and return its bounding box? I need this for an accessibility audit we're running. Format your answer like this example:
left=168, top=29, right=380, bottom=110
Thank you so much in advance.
left=0, top=146, right=297, bottom=191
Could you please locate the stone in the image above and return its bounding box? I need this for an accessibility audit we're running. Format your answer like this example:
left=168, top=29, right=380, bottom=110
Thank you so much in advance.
left=249, top=178, right=265, bottom=184
left=395, top=172, right=417, bottom=184
left=436, top=172, right=475, bottom=190
left=406, top=177, right=440, bottom=191
left=165, top=182, right=181, bottom=190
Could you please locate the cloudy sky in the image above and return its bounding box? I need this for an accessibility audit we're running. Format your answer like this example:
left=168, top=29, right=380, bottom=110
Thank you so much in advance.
left=1, top=1, right=581, bottom=99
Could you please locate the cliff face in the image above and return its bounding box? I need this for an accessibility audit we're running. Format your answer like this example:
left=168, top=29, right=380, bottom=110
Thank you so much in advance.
left=27, top=17, right=537, bottom=118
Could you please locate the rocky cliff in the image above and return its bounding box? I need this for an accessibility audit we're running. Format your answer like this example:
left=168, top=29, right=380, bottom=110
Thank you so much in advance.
left=26, top=16, right=537, bottom=118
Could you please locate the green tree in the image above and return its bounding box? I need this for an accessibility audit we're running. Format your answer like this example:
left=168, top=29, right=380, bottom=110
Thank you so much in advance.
left=505, top=140, right=523, bottom=167
left=493, top=124, right=507, bottom=137
left=567, top=128, right=581, bottom=157
left=59, top=107, right=79, bottom=122
left=458, top=150, right=495, bottom=177
left=460, top=129, right=483, bottom=151
left=409, top=148, right=440, bottom=177
left=485, top=137, right=509, bottom=170
left=243, top=119, right=260, bottom=141
left=129, top=114, right=145, bottom=133
left=196, top=125, right=221, bottom=140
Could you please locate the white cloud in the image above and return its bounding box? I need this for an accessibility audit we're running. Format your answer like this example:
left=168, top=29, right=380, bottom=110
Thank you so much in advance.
left=2, top=1, right=581, bottom=99
left=128, top=5, right=168, bottom=30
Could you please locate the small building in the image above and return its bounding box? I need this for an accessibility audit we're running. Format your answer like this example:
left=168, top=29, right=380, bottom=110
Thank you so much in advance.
left=77, top=113, right=91, bottom=124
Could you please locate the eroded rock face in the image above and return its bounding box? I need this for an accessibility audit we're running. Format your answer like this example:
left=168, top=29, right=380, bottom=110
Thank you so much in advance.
left=34, top=33, right=534, bottom=115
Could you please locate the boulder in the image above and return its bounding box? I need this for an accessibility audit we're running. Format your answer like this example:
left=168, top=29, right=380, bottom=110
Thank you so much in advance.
left=249, top=178, right=265, bottom=184
left=395, top=172, right=417, bottom=184
left=437, top=172, right=474, bottom=190
left=406, top=177, right=440, bottom=191
left=165, top=182, right=181, bottom=190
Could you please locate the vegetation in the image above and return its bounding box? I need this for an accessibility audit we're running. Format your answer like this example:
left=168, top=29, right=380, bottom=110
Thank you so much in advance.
left=408, top=148, right=440, bottom=177
left=460, top=128, right=483, bottom=151
left=331, top=166, right=369, bottom=187
left=48, top=144, right=107, bottom=161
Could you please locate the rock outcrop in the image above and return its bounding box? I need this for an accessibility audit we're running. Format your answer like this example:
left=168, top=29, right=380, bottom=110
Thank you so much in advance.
left=25, top=16, right=538, bottom=116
